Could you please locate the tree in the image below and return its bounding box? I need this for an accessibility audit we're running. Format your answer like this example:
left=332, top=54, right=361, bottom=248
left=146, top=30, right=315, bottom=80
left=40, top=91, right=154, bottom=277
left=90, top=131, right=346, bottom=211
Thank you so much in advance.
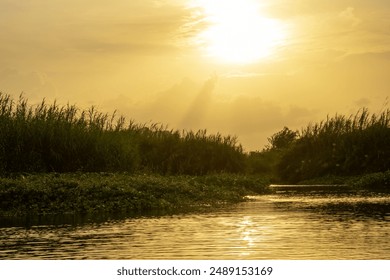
left=267, top=127, right=297, bottom=150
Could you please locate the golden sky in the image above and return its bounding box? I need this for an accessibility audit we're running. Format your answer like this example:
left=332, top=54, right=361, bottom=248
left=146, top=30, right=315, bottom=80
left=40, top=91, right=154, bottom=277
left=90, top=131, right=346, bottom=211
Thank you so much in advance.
left=1, top=0, right=389, bottom=150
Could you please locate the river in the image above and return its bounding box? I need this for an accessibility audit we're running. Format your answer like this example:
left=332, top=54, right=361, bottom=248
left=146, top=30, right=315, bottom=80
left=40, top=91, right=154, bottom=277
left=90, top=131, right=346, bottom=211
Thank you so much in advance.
left=1, top=185, right=389, bottom=259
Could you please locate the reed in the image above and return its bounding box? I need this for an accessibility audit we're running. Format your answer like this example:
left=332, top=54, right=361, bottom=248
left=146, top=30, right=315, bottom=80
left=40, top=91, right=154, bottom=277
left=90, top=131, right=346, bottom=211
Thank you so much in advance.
left=276, top=108, right=390, bottom=182
left=0, top=93, right=244, bottom=175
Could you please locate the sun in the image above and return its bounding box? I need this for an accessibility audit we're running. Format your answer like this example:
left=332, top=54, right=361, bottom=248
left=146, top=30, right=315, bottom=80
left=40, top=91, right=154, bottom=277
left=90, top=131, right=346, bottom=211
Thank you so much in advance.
left=192, top=0, right=286, bottom=64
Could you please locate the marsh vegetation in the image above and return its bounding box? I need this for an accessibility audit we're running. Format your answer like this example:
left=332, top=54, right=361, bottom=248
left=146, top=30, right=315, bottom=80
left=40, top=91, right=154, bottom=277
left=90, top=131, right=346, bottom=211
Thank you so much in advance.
left=0, top=93, right=388, bottom=216
left=248, top=109, right=390, bottom=185
left=0, top=93, right=244, bottom=175
left=0, top=172, right=270, bottom=216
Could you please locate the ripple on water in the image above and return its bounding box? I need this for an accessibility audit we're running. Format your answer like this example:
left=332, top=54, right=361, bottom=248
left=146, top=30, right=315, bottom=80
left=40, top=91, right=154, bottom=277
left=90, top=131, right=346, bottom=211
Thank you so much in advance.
left=1, top=192, right=389, bottom=259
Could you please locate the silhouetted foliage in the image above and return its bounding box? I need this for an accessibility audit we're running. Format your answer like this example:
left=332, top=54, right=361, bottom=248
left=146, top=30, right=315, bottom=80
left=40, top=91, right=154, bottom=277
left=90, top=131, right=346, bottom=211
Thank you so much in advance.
left=0, top=93, right=244, bottom=175
left=276, top=108, right=390, bottom=182
left=267, top=127, right=297, bottom=150
left=246, top=127, right=297, bottom=177
left=2, top=92, right=388, bottom=183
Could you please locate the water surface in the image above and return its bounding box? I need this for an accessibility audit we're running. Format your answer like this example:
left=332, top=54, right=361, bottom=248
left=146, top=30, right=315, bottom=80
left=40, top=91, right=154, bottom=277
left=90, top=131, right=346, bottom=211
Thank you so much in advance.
left=1, top=186, right=389, bottom=259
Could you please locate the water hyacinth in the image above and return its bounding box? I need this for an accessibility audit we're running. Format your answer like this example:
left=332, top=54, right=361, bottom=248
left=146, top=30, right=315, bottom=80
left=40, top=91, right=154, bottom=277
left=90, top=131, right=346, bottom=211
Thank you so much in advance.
left=0, top=173, right=271, bottom=216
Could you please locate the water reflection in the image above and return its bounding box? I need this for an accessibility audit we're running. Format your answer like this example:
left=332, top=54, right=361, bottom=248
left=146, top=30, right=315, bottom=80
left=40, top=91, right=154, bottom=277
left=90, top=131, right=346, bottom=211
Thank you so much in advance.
left=0, top=187, right=389, bottom=259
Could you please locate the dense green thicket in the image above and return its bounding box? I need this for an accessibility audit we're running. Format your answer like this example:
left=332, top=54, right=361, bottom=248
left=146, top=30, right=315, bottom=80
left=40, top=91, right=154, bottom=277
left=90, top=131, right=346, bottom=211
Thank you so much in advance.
left=0, top=93, right=244, bottom=175
left=275, top=109, right=390, bottom=182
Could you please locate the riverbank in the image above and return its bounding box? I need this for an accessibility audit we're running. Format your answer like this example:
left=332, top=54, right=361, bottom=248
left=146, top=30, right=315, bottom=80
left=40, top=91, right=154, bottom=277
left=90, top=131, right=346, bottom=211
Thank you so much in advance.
left=297, top=170, right=390, bottom=191
left=1, top=171, right=388, bottom=217
left=0, top=173, right=271, bottom=217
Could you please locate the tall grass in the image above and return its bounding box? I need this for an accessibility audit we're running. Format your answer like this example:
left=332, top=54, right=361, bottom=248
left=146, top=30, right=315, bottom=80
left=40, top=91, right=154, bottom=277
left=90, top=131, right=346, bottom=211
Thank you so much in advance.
left=0, top=93, right=245, bottom=175
left=276, top=108, right=390, bottom=182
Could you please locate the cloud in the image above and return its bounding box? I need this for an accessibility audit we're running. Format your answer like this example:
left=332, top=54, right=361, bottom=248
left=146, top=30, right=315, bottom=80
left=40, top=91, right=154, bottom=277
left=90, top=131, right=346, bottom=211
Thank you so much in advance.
left=274, top=3, right=390, bottom=71
left=1, top=0, right=389, bottom=151
left=355, top=97, right=371, bottom=107
left=338, top=7, right=361, bottom=27
left=0, top=68, right=58, bottom=100
left=204, top=96, right=318, bottom=151
left=0, top=0, right=196, bottom=64
left=180, top=75, right=218, bottom=128
left=222, top=71, right=271, bottom=78
left=97, top=76, right=319, bottom=150
left=262, top=0, right=355, bottom=18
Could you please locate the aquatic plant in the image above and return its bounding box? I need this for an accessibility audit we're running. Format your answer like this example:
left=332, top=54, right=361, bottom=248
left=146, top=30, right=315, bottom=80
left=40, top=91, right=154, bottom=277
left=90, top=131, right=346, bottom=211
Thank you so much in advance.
left=275, top=108, right=390, bottom=182
left=0, top=93, right=244, bottom=175
left=0, top=173, right=271, bottom=216
left=350, top=170, right=390, bottom=191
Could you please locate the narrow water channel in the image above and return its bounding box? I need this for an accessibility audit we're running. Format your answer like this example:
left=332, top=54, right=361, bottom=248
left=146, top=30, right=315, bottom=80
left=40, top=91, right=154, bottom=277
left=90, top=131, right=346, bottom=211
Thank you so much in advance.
left=1, top=186, right=389, bottom=259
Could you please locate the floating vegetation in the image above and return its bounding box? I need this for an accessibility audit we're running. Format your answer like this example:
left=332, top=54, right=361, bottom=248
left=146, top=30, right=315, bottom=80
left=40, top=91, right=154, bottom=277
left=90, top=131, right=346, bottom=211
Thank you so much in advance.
left=0, top=173, right=271, bottom=216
